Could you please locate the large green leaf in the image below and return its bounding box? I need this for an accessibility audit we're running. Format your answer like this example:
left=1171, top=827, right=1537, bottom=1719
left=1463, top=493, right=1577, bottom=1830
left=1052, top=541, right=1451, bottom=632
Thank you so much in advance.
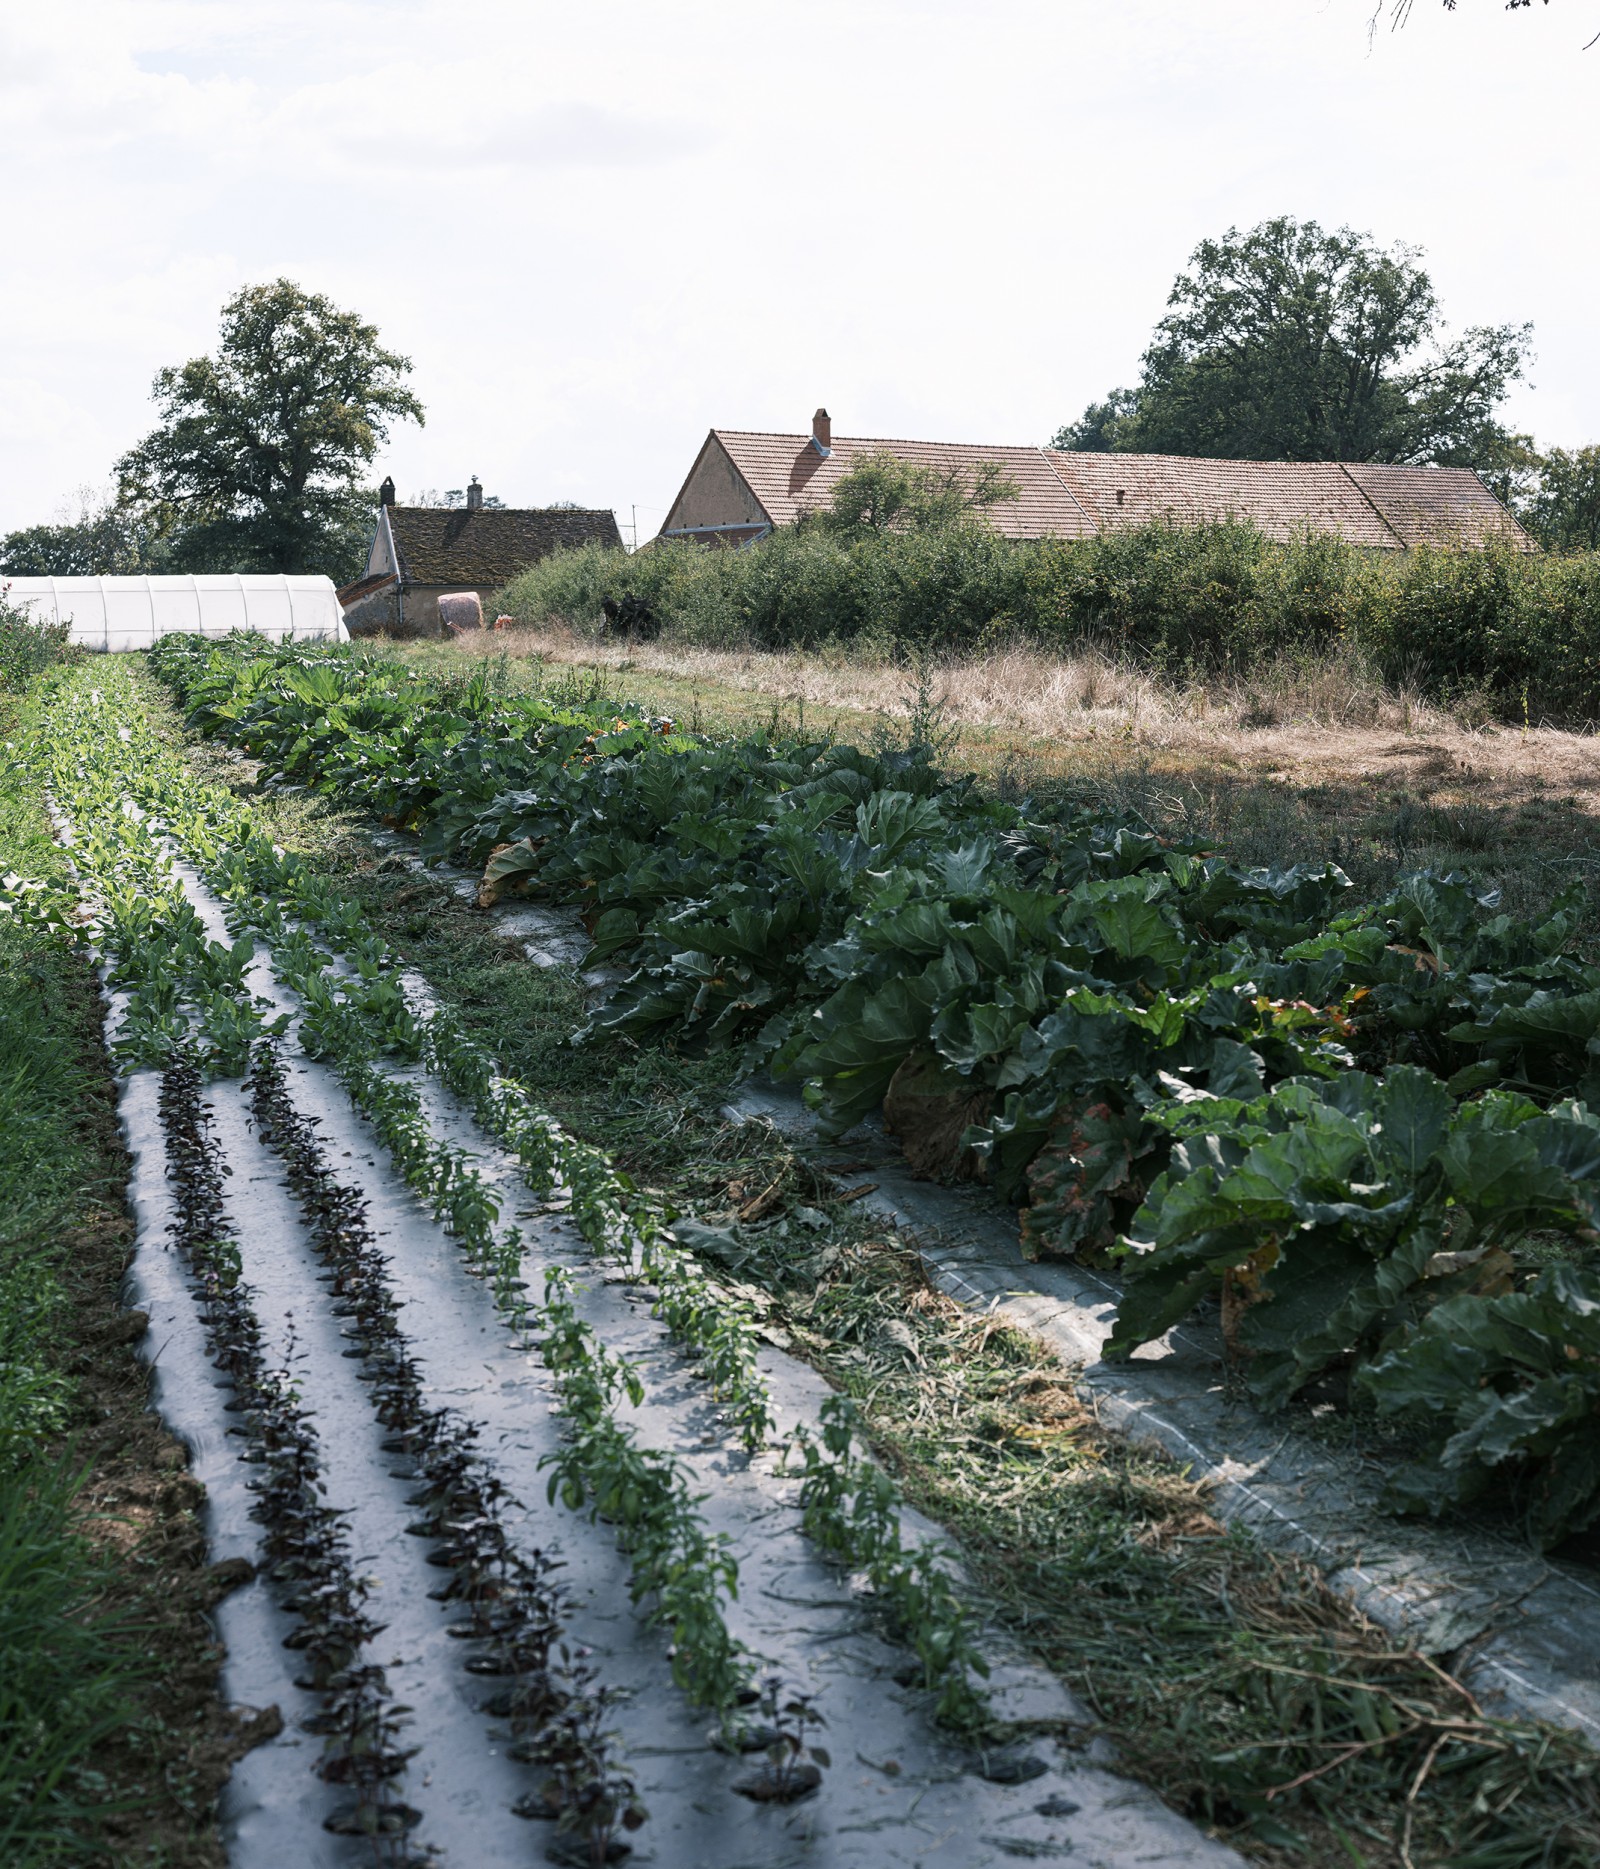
left=1242, top=1224, right=1440, bottom=1410
left=1370, top=1064, right=1453, bottom=1179
left=1081, top=881, right=1187, bottom=970
left=1437, top=1123, right=1562, bottom=1214
left=794, top=974, right=944, bottom=1136
left=1362, top=1268, right=1600, bottom=1547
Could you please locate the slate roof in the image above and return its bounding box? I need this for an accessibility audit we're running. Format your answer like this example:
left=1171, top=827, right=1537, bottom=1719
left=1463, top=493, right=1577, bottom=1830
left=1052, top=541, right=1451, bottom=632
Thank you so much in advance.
left=696, top=432, right=1530, bottom=551
left=386, top=506, right=623, bottom=587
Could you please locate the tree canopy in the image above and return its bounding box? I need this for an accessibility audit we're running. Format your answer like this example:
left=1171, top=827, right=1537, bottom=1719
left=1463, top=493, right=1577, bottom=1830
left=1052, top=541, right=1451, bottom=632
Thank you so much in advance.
left=1053, top=217, right=1531, bottom=471
left=1526, top=446, right=1600, bottom=552
left=0, top=488, right=162, bottom=577
left=806, top=452, right=1021, bottom=536
left=116, top=279, right=423, bottom=577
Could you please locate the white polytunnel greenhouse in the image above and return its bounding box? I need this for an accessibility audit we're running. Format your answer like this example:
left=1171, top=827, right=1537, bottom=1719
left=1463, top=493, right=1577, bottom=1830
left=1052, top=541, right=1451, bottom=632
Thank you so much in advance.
left=2, top=575, right=349, bottom=651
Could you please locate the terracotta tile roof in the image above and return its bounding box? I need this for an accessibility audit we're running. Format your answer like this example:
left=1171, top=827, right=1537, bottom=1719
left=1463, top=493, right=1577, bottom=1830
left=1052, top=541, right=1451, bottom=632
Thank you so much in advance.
left=699, top=431, right=1530, bottom=551
left=1043, top=452, right=1400, bottom=546
left=1340, top=463, right=1531, bottom=549
left=711, top=431, right=1097, bottom=541
left=337, top=571, right=397, bottom=608
left=388, top=506, right=622, bottom=587
left=1051, top=453, right=1532, bottom=550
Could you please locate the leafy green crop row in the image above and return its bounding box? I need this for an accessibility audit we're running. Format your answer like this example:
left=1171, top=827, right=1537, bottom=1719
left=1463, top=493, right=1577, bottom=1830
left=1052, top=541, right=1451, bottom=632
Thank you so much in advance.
left=18, top=656, right=996, bottom=1727
left=144, top=634, right=1600, bottom=1548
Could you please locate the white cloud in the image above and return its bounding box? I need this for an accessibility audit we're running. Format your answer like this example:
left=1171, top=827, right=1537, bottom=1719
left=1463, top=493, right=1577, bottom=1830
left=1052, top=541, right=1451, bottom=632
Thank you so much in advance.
left=302, top=93, right=711, bottom=174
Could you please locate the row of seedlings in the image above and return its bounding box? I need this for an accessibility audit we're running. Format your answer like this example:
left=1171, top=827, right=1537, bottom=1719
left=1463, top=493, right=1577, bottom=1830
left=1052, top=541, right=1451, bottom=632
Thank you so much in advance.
left=414, top=1012, right=994, bottom=1729
left=246, top=1041, right=648, bottom=1862
left=29, top=665, right=989, bottom=1745
left=267, top=983, right=763, bottom=1728
left=58, top=683, right=779, bottom=1459
left=262, top=881, right=995, bottom=1734
left=285, top=987, right=825, bottom=1787
left=54, top=691, right=779, bottom=1460
left=37, top=771, right=431, bottom=1849
left=168, top=748, right=994, bottom=1741
left=215, top=822, right=779, bottom=1459
left=24, top=696, right=652, bottom=1853
left=160, top=1053, right=424, bottom=1857
left=265, top=865, right=994, bottom=1740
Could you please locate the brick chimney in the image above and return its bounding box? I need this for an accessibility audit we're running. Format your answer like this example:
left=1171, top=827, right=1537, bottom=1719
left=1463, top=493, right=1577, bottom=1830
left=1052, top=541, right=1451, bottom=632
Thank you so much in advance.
left=811, top=408, right=831, bottom=456
left=466, top=475, right=483, bottom=510
left=379, top=475, right=395, bottom=507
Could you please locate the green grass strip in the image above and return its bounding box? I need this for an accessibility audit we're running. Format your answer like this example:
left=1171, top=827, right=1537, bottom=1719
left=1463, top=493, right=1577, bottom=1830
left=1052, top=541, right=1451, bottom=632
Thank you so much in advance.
left=0, top=674, right=155, bottom=1865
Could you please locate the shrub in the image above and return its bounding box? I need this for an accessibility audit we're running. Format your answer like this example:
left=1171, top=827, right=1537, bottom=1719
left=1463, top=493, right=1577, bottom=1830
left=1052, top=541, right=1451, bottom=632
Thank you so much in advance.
left=0, top=588, right=74, bottom=692
left=494, top=524, right=1600, bottom=726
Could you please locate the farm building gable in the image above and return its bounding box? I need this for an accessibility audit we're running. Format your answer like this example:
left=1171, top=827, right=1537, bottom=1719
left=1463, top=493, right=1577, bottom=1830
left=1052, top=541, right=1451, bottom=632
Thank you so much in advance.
left=658, top=410, right=1532, bottom=551
left=342, top=484, right=622, bottom=637
left=385, top=504, right=623, bottom=588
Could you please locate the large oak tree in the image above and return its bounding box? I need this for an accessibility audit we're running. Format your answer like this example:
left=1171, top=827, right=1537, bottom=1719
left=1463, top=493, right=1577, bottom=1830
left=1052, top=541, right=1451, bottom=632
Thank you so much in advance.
left=117, top=280, right=423, bottom=577
left=1054, top=217, right=1530, bottom=469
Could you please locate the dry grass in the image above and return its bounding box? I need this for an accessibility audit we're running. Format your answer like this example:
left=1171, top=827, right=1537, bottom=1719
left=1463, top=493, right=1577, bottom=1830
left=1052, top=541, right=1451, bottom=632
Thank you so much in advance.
left=445, top=623, right=1441, bottom=737
left=440, top=623, right=1600, bottom=799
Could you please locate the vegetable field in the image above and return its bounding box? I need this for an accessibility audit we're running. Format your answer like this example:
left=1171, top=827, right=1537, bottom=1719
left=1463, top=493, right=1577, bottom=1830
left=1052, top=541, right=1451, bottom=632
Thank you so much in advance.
left=6, top=628, right=1600, bottom=1869
left=146, top=632, right=1600, bottom=1548
left=1, top=650, right=1233, bottom=1867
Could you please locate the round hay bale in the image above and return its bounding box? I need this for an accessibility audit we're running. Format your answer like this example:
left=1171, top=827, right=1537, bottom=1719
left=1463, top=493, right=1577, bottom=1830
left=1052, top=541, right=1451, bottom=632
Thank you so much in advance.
left=437, top=591, right=484, bottom=634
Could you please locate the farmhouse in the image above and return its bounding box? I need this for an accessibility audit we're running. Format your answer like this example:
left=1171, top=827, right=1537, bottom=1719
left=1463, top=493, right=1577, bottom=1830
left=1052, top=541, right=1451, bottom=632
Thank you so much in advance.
left=342, top=478, right=623, bottom=636
left=659, top=409, right=1533, bottom=551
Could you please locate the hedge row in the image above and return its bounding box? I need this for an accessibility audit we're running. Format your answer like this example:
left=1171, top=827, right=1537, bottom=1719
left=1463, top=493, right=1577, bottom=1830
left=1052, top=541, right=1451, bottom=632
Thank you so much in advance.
left=495, top=522, right=1600, bottom=726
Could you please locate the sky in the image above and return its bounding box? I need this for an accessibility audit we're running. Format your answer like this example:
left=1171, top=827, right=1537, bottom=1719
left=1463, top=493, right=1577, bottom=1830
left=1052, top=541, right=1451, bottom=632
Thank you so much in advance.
left=2, top=0, right=1596, bottom=547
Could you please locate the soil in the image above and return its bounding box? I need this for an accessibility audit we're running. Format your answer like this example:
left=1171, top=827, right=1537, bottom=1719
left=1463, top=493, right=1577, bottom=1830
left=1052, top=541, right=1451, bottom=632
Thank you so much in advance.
left=45, top=950, right=277, bottom=1866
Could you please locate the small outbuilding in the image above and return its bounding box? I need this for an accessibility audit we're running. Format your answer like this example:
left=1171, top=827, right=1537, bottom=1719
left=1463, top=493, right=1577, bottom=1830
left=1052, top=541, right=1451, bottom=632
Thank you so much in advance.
left=341, top=479, right=623, bottom=637
left=2, top=574, right=348, bottom=651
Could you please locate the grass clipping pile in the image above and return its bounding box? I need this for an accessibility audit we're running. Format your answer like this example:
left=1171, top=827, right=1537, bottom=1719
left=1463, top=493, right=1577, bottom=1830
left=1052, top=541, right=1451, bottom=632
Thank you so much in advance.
left=718, top=1133, right=1600, bottom=1869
